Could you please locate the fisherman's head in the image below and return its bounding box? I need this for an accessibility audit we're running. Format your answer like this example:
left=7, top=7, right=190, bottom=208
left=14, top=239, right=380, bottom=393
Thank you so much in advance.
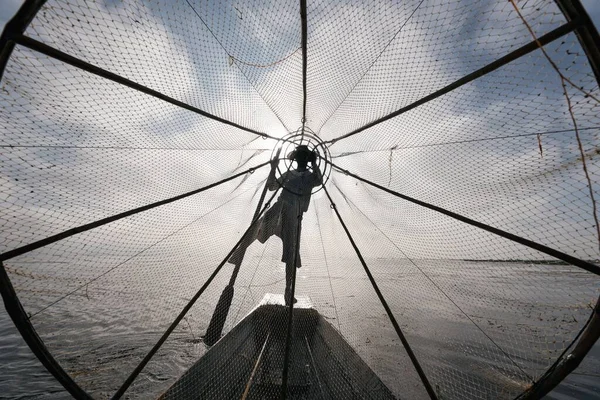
left=288, top=145, right=315, bottom=171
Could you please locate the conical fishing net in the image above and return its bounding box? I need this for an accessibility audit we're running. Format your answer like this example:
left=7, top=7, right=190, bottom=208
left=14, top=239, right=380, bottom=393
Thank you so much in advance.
left=1, top=0, right=599, bottom=399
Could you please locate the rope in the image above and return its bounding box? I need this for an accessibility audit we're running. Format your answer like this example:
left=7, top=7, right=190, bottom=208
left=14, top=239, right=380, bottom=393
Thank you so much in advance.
left=563, top=81, right=600, bottom=254
left=507, top=0, right=600, bottom=255
left=231, top=48, right=301, bottom=68
left=508, top=0, right=599, bottom=104
left=317, top=0, right=425, bottom=135
left=329, top=126, right=600, bottom=157
left=231, top=242, right=270, bottom=324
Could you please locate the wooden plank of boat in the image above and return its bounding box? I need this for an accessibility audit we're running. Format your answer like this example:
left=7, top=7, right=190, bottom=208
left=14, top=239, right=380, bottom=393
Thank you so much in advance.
left=159, top=294, right=396, bottom=399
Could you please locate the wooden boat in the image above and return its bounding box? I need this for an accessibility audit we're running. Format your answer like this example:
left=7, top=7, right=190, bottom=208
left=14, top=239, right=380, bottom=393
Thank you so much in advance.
left=160, top=294, right=396, bottom=399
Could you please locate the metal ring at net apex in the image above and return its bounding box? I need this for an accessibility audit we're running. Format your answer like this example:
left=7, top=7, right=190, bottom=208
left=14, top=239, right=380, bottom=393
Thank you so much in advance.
left=270, top=130, right=332, bottom=194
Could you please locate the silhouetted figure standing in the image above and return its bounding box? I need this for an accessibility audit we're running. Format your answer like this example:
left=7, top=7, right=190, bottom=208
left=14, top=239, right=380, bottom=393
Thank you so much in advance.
left=229, top=145, right=322, bottom=305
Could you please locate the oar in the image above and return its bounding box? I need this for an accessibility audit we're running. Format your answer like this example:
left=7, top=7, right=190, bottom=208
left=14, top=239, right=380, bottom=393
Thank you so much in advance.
left=204, top=149, right=281, bottom=346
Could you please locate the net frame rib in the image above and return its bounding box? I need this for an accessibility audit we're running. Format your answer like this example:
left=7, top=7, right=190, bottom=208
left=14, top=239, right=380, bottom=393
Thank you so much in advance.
left=322, top=184, right=439, bottom=400
left=281, top=5, right=307, bottom=387
left=204, top=152, right=281, bottom=346
left=553, top=0, right=600, bottom=88
left=12, top=35, right=281, bottom=142
left=0, top=144, right=273, bottom=151
left=111, top=187, right=281, bottom=400
left=324, top=19, right=581, bottom=146
left=0, top=2, right=92, bottom=398
left=0, top=160, right=269, bottom=399
left=28, top=183, right=261, bottom=320
left=0, top=161, right=270, bottom=262
left=508, top=0, right=600, bottom=254
left=325, top=164, right=600, bottom=397
left=0, top=0, right=44, bottom=74
left=328, top=160, right=600, bottom=276
left=517, top=295, right=600, bottom=399
left=0, top=261, right=92, bottom=400
left=1, top=1, right=599, bottom=400
left=338, top=185, right=534, bottom=382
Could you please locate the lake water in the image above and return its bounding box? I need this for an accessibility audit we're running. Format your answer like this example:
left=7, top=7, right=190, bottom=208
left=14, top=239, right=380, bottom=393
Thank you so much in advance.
left=1, top=260, right=599, bottom=399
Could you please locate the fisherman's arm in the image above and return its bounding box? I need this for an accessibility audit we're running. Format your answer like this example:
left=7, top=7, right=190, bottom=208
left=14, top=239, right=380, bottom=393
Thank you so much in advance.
left=311, top=159, right=323, bottom=187
left=267, top=169, right=279, bottom=191
left=266, top=156, right=281, bottom=190
left=268, top=170, right=288, bottom=191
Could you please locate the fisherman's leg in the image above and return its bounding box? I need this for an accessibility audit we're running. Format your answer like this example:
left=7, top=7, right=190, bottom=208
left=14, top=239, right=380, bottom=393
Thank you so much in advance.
left=230, top=206, right=281, bottom=266
left=228, top=235, right=254, bottom=265
left=284, top=261, right=297, bottom=305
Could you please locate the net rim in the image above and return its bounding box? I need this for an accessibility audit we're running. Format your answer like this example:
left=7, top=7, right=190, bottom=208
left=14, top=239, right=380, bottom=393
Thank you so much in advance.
left=0, top=0, right=599, bottom=399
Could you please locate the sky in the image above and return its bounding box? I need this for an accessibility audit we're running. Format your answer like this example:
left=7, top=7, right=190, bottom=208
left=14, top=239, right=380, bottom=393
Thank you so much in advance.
left=2, top=0, right=600, bottom=61
left=1, top=0, right=600, bottom=263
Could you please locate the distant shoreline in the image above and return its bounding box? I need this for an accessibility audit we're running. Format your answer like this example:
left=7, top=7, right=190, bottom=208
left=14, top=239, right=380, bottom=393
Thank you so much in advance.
left=463, top=259, right=599, bottom=265
left=371, top=257, right=599, bottom=265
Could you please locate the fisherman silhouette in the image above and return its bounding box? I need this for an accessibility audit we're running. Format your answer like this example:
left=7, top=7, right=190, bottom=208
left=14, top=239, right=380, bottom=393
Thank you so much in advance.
left=229, top=145, right=323, bottom=306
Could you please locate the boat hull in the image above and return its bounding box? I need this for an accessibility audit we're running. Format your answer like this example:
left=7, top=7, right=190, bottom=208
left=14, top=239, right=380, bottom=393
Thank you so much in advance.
left=160, top=295, right=396, bottom=399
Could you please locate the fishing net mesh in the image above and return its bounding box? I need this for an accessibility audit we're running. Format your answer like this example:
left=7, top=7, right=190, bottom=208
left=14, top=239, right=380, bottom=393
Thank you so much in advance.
left=1, top=0, right=599, bottom=399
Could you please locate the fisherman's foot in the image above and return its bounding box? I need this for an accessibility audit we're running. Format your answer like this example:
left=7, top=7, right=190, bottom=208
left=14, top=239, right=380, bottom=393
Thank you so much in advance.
left=228, top=251, right=243, bottom=265
left=284, top=296, right=298, bottom=306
